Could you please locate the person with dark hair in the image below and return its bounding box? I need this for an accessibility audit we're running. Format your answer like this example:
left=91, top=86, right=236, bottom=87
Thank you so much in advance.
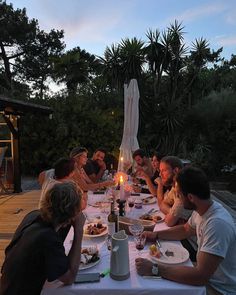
left=38, top=157, right=80, bottom=208
left=84, top=148, right=107, bottom=182
left=136, top=166, right=236, bottom=295
left=70, top=147, right=114, bottom=191
left=132, top=148, right=153, bottom=178
left=38, top=157, right=76, bottom=187
left=155, top=156, right=190, bottom=216
left=135, top=152, right=163, bottom=196
left=0, top=182, right=86, bottom=295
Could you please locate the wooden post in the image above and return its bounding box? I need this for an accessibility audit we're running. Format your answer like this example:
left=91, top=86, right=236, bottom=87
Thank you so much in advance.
left=3, top=114, right=22, bottom=193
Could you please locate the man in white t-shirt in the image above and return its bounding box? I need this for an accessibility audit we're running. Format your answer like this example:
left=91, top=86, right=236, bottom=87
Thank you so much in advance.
left=136, top=166, right=236, bottom=295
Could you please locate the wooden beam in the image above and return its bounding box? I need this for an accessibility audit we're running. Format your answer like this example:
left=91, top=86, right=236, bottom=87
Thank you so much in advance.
left=2, top=114, right=22, bottom=193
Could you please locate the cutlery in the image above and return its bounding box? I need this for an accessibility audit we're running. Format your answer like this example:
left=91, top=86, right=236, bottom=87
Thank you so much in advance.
left=156, top=239, right=165, bottom=257
left=147, top=208, right=155, bottom=214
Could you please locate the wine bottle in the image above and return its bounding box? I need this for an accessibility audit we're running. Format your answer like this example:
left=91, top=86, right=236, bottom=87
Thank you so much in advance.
left=107, top=201, right=118, bottom=235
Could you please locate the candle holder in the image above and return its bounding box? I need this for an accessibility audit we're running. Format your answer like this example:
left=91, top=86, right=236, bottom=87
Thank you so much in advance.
left=117, top=199, right=126, bottom=216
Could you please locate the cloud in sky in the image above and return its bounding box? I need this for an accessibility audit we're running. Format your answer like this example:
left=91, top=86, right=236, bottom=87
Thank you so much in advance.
left=8, top=0, right=236, bottom=58
left=162, top=2, right=227, bottom=26
left=216, top=35, right=236, bottom=46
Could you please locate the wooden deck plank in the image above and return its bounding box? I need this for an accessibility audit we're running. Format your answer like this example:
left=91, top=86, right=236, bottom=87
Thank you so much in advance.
left=0, top=190, right=40, bottom=269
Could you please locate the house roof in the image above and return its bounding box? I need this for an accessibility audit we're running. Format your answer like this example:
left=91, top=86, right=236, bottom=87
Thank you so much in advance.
left=0, top=95, right=53, bottom=116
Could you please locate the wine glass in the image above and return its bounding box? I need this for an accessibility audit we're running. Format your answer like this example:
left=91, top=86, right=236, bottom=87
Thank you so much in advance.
left=134, top=235, right=146, bottom=256
left=128, top=222, right=144, bottom=237
left=127, top=196, right=135, bottom=216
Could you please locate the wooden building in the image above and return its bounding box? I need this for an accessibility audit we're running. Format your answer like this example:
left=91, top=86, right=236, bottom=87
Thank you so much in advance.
left=0, top=96, right=52, bottom=192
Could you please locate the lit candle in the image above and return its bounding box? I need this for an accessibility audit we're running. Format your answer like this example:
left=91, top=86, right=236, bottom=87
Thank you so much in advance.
left=120, top=175, right=124, bottom=200
left=120, top=157, right=124, bottom=171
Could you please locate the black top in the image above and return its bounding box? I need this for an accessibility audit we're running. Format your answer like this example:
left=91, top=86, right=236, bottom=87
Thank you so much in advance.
left=0, top=210, right=69, bottom=295
left=84, top=159, right=100, bottom=176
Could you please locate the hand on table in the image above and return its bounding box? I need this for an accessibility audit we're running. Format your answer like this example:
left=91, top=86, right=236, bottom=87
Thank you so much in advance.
left=141, top=231, right=158, bottom=242
left=135, top=258, right=153, bottom=276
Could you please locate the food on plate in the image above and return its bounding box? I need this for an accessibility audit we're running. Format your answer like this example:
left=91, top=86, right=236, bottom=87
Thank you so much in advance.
left=165, top=250, right=174, bottom=257
left=149, top=244, right=161, bottom=258
left=142, top=196, right=154, bottom=204
left=139, top=214, right=163, bottom=223
left=152, top=215, right=163, bottom=223
left=84, top=222, right=107, bottom=235
left=95, top=201, right=102, bottom=207
left=80, top=246, right=99, bottom=266
left=139, top=213, right=153, bottom=221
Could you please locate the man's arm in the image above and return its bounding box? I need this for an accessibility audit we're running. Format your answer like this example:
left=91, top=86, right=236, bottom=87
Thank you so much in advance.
left=136, top=251, right=223, bottom=286
left=58, top=213, right=85, bottom=284
left=164, top=212, right=179, bottom=227
left=143, top=222, right=195, bottom=242
left=159, top=251, right=223, bottom=285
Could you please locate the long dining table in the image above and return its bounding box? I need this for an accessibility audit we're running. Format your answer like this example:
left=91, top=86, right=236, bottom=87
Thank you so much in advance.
left=41, top=191, right=206, bottom=295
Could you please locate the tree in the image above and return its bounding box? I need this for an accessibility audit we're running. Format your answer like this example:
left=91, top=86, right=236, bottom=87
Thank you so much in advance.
left=53, top=47, right=101, bottom=96
left=0, top=1, right=37, bottom=92
left=0, top=1, right=64, bottom=98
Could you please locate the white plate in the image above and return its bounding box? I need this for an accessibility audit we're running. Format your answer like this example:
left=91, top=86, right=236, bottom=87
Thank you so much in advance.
left=150, top=242, right=189, bottom=264
left=83, top=223, right=108, bottom=237
left=88, top=201, right=102, bottom=207
left=80, top=257, right=101, bottom=270
left=141, top=195, right=156, bottom=205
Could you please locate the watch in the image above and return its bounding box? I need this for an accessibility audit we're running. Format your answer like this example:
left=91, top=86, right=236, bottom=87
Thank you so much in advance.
left=152, top=263, right=159, bottom=276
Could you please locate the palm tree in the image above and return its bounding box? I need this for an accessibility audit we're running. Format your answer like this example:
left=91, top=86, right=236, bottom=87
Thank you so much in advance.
left=185, top=38, right=222, bottom=106
left=99, top=43, right=122, bottom=92
left=145, top=29, right=171, bottom=100
left=164, top=20, right=187, bottom=102
left=53, top=47, right=100, bottom=96
left=119, top=37, right=145, bottom=84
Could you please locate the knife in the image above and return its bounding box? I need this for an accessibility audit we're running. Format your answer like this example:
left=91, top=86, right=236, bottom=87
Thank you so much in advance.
left=156, top=239, right=165, bottom=257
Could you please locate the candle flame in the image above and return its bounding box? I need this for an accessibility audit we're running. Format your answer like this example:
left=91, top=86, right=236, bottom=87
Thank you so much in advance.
left=120, top=175, right=123, bottom=184
left=120, top=157, right=123, bottom=162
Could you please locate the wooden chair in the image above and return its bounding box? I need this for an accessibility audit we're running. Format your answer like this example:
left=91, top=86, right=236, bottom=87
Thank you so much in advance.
left=0, top=146, right=8, bottom=193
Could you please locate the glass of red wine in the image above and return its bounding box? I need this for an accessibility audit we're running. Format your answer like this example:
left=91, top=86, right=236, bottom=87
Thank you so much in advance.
left=134, top=235, right=146, bottom=256
left=127, top=196, right=135, bottom=215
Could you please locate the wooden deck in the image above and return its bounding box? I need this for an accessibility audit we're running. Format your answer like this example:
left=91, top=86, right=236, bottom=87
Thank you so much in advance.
left=0, top=190, right=40, bottom=269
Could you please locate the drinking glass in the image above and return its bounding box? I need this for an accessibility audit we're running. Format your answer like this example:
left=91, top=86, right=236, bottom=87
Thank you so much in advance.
left=128, top=222, right=144, bottom=237
left=134, top=235, right=146, bottom=251
left=127, top=196, right=135, bottom=216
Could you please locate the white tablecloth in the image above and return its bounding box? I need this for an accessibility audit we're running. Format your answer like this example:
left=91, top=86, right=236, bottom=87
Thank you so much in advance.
left=41, top=192, right=206, bottom=295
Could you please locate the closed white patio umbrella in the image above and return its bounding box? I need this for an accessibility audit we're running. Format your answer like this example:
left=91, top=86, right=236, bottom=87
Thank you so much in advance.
left=118, top=79, right=140, bottom=171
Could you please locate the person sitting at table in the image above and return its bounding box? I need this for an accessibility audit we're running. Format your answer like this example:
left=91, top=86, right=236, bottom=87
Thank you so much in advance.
left=0, top=182, right=86, bottom=295
left=136, top=166, right=236, bottom=295
left=132, top=149, right=153, bottom=179
left=84, top=147, right=107, bottom=183
left=38, top=157, right=87, bottom=211
left=70, top=146, right=114, bottom=191
left=156, top=156, right=197, bottom=260
left=135, top=151, right=163, bottom=195
left=156, top=156, right=192, bottom=226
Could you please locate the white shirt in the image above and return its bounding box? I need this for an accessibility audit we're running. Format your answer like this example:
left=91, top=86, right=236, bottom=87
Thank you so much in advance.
left=188, top=201, right=236, bottom=295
